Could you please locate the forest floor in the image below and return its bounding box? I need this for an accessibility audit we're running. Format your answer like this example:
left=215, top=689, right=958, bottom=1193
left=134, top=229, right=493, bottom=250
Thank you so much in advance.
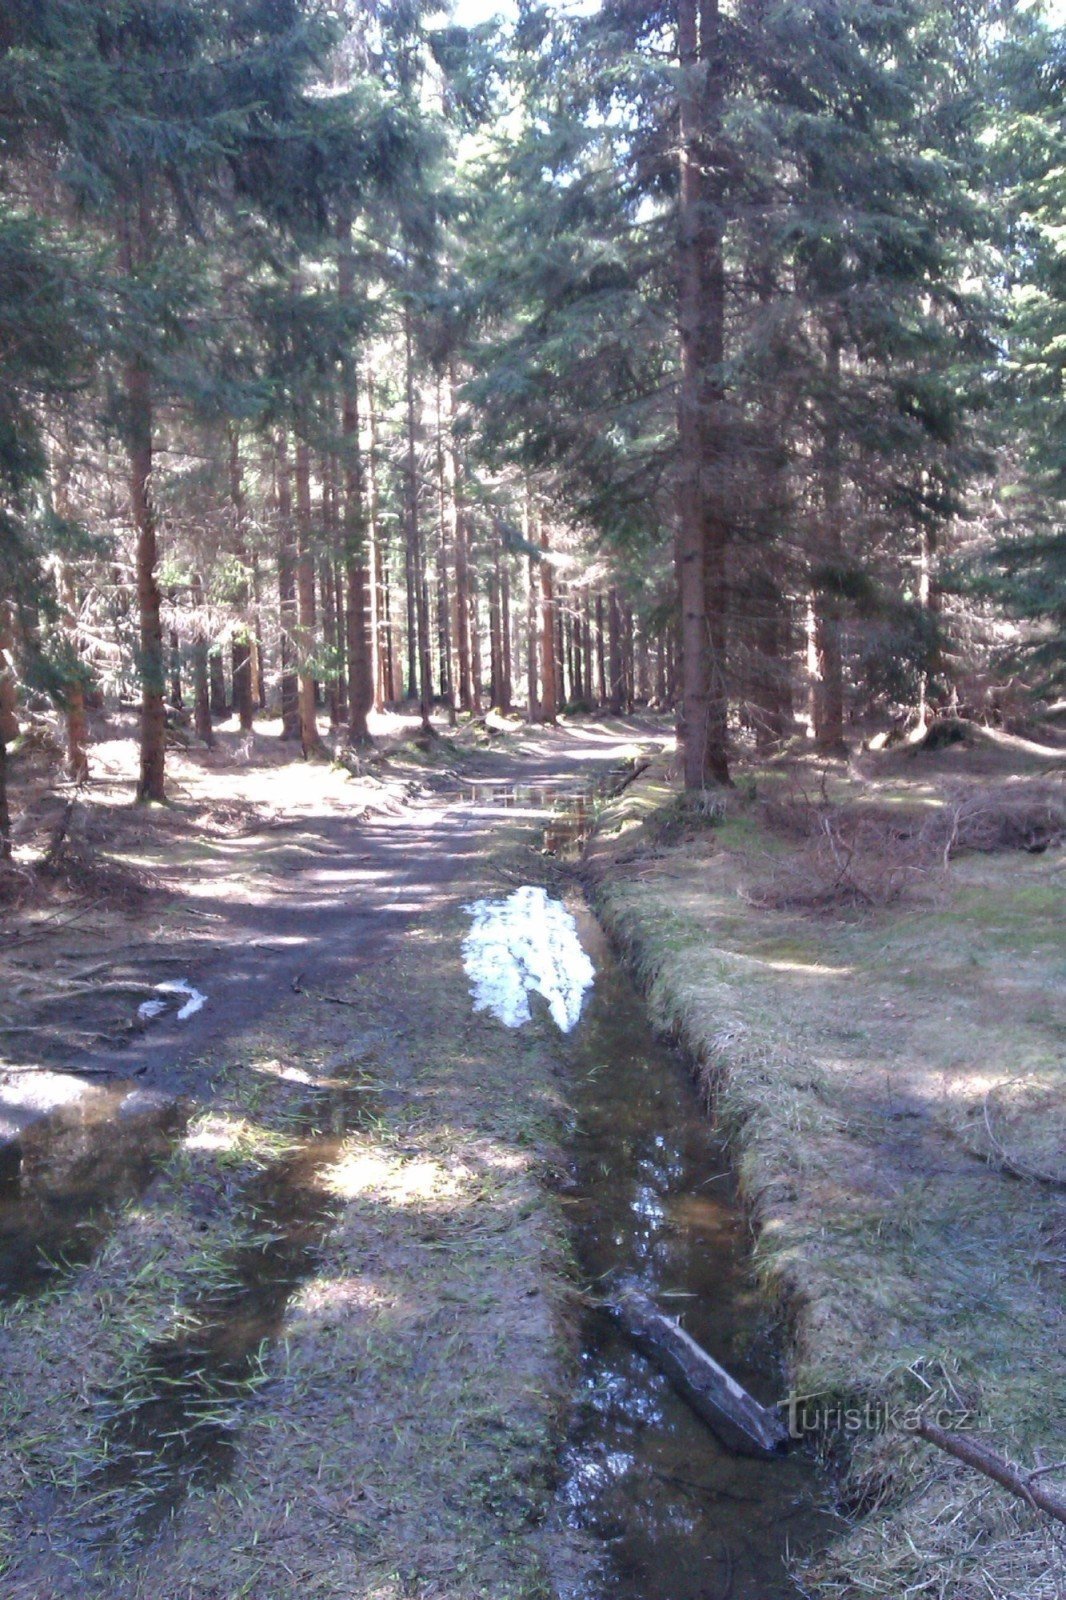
left=586, top=724, right=1066, bottom=1600
left=0, top=710, right=1063, bottom=1600
left=0, top=706, right=658, bottom=1599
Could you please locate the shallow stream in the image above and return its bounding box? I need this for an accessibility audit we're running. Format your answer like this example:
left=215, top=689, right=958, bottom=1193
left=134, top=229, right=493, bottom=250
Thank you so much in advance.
left=556, top=905, right=835, bottom=1598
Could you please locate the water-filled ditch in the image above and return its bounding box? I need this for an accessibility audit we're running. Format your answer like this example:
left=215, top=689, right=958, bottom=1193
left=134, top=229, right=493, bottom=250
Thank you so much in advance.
left=469, top=767, right=837, bottom=1596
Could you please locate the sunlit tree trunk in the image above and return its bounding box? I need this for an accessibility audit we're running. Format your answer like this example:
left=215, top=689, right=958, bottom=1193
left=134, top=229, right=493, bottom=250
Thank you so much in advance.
left=366, top=370, right=385, bottom=711
left=500, top=554, right=513, bottom=713
left=229, top=426, right=254, bottom=734
left=447, top=368, right=474, bottom=714
left=190, top=575, right=213, bottom=749
left=0, top=604, right=19, bottom=748
left=294, top=438, right=320, bottom=754
left=538, top=523, right=557, bottom=723
left=608, top=588, right=623, bottom=715
left=812, top=319, right=847, bottom=754
left=676, top=0, right=730, bottom=787
left=275, top=431, right=300, bottom=740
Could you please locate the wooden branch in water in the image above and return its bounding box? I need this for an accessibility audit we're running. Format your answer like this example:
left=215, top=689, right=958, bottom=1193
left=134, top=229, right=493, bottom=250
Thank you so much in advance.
left=916, top=1419, right=1066, bottom=1526
left=610, top=1285, right=789, bottom=1459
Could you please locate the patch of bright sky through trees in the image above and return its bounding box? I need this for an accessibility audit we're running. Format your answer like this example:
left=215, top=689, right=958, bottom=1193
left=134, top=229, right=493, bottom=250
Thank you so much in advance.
left=444, top=0, right=1066, bottom=28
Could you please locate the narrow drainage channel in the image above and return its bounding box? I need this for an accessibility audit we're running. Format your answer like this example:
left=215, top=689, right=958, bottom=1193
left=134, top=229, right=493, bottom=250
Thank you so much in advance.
left=495, top=773, right=838, bottom=1599
left=556, top=908, right=837, bottom=1598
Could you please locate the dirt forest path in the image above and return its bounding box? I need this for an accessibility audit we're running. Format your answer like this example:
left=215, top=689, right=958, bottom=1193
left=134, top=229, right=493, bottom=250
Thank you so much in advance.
left=65, top=720, right=657, bottom=1094
left=1, top=717, right=665, bottom=1600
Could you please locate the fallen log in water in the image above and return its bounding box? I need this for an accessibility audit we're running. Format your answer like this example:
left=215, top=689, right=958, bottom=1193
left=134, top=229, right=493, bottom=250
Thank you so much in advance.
left=610, top=1284, right=789, bottom=1459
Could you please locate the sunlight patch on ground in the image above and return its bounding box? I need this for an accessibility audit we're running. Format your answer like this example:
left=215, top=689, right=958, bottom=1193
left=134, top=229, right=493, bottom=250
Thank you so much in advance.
left=461, top=884, right=595, bottom=1032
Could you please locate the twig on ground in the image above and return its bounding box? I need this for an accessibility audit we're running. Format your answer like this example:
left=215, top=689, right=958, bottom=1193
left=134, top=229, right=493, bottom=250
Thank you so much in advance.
left=916, top=1418, right=1066, bottom=1525
left=0, top=897, right=106, bottom=947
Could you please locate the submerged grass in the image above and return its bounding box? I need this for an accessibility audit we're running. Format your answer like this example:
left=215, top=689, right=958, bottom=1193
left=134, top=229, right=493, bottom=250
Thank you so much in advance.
left=587, top=752, right=1065, bottom=1600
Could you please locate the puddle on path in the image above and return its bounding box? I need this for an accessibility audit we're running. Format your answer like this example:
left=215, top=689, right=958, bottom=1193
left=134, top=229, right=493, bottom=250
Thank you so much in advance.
left=0, top=1084, right=185, bottom=1299
left=556, top=908, right=837, bottom=1599
left=85, top=1084, right=372, bottom=1541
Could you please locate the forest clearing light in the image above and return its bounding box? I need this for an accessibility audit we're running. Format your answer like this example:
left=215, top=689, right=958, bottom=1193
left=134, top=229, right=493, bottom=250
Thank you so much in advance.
left=462, top=885, right=595, bottom=1032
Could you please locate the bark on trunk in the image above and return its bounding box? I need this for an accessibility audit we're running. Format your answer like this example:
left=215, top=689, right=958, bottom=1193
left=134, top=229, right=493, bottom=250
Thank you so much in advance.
left=366, top=370, right=384, bottom=711
left=608, top=589, right=624, bottom=715
left=538, top=524, right=557, bottom=723
left=676, top=0, right=730, bottom=787
left=526, top=553, right=539, bottom=722
left=812, top=320, right=847, bottom=755
left=596, top=594, right=607, bottom=706
left=339, top=321, right=374, bottom=745
left=127, top=358, right=166, bottom=801
left=229, top=427, right=254, bottom=733
left=0, top=737, right=11, bottom=861
left=0, top=603, right=18, bottom=747
left=500, top=557, right=513, bottom=713
left=276, top=432, right=300, bottom=739
left=169, top=626, right=182, bottom=708
left=449, top=371, right=474, bottom=714
left=294, top=438, right=320, bottom=754
left=403, top=308, right=432, bottom=727
left=191, top=577, right=214, bottom=749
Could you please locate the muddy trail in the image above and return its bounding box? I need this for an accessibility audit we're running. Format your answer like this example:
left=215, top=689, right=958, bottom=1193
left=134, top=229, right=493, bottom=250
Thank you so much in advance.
left=0, top=726, right=836, bottom=1597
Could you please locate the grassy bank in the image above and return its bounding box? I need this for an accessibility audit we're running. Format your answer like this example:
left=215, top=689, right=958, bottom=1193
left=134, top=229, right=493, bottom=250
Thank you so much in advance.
left=586, top=741, right=1065, bottom=1599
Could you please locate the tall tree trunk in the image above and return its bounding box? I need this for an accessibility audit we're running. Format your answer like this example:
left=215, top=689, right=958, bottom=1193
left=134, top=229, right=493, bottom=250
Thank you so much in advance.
left=53, top=451, right=90, bottom=779
left=0, top=735, right=10, bottom=861
left=276, top=432, right=300, bottom=739
left=210, top=650, right=227, bottom=717
left=170, top=626, right=182, bottom=707
left=366, top=370, right=385, bottom=711
left=324, top=455, right=347, bottom=725
left=538, top=524, right=557, bottom=723
left=608, top=589, right=624, bottom=714
left=338, top=255, right=374, bottom=743
left=469, top=572, right=483, bottom=715
left=917, top=506, right=942, bottom=733
left=596, top=594, right=607, bottom=706
left=191, top=576, right=214, bottom=749
left=448, top=369, right=474, bottom=714
left=434, top=379, right=455, bottom=721
left=63, top=573, right=89, bottom=781
left=294, top=438, right=320, bottom=754
left=812, top=319, right=847, bottom=755
left=500, top=556, right=513, bottom=713
left=489, top=552, right=502, bottom=709
left=321, top=553, right=340, bottom=728
left=251, top=550, right=266, bottom=709
left=126, top=357, right=166, bottom=801
left=0, top=603, right=19, bottom=748
left=526, top=554, right=539, bottom=722
left=229, top=428, right=254, bottom=734
left=676, top=0, right=730, bottom=787
left=402, top=308, right=432, bottom=727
